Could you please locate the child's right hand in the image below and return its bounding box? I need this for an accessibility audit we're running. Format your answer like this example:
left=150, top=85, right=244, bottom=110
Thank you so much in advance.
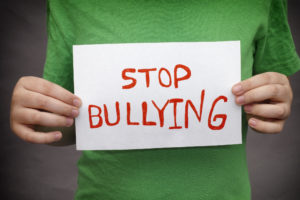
left=10, top=76, right=82, bottom=144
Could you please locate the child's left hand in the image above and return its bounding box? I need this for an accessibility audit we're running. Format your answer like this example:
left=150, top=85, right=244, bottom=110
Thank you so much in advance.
left=232, top=72, right=293, bottom=134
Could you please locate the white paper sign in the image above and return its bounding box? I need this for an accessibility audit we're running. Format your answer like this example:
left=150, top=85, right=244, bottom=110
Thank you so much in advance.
left=73, top=41, right=241, bottom=150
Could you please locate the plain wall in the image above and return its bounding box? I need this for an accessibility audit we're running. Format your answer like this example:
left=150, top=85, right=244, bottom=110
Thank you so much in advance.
left=0, top=1, right=299, bottom=199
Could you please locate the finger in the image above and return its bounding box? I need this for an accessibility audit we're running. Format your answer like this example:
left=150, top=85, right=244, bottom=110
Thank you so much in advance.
left=16, top=108, right=74, bottom=127
left=21, top=90, right=79, bottom=118
left=13, top=123, right=62, bottom=144
left=20, top=76, right=82, bottom=107
left=244, top=103, right=290, bottom=120
left=232, top=72, right=288, bottom=95
left=235, top=84, right=288, bottom=105
left=248, top=117, right=285, bottom=134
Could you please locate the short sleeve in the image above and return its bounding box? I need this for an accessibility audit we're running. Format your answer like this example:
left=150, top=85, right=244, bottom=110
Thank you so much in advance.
left=43, top=1, right=75, bottom=92
left=253, top=0, right=300, bottom=76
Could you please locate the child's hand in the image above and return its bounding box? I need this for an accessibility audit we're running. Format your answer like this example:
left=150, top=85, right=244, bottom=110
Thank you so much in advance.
left=10, top=76, right=82, bottom=144
left=232, top=72, right=293, bottom=134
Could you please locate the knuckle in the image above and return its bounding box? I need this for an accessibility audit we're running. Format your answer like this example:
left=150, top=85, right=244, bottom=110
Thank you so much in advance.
left=259, top=123, right=267, bottom=133
left=63, top=117, right=70, bottom=126
left=24, top=132, right=35, bottom=143
left=18, top=76, right=27, bottom=84
left=31, top=112, right=41, bottom=124
left=283, top=85, right=293, bottom=100
left=263, top=72, right=272, bottom=83
left=10, top=122, right=18, bottom=134
left=278, top=125, right=284, bottom=132
left=274, top=125, right=283, bottom=134
left=11, top=89, right=19, bottom=99
left=244, top=93, right=253, bottom=103
left=242, top=80, right=252, bottom=91
left=66, top=106, right=74, bottom=117
left=267, top=71, right=277, bottom=76
left=289, top=88, right=293, bottom=101
left=10, top=108, right=21, bottom=124
left=251, top=106, right=261, bottom=116
left=38, top=98, right=49, bottom=109
left=41, top=81, right=53, bottom=94
left=271, top=85, right=280, bottom=97
left=12, top=88, right=23, bottom=103
left=281, top=74, right=288, bottom=82
left=275, top=107, right=286, bottom=119
left=55, top=116, right=65, bottom=126
left=10, top=93, right=19, bottom=106
left=272, top=72, right=288, bottom=82
left=25, top=76, right=37, bottom=82
left=18, top=76, right=34, bottom=85
left=268, top=122, right=284, bottom=134
left=256, top=122, right=272, bottom=134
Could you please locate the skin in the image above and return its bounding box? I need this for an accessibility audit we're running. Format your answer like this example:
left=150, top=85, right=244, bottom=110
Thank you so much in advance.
left=232, top=72, right=292, bottom=134
left=10, top=76, right=81, bottom=144
left=10, top=72, right=293, bottom=145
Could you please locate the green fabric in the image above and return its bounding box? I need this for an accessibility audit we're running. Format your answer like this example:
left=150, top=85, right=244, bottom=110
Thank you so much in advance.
left=43, top=0, right=300, bottom=199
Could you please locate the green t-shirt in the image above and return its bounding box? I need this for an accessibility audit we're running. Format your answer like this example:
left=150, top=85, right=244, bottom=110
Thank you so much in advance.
left=43, top=0, right=300, bottom=199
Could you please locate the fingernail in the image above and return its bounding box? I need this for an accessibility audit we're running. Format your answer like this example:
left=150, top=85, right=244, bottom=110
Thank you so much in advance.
left=249, top=119, right=257, bottom=127
left=73, top=99, right=81, bottom=107
left=236, top=96, right=245, bottom=104
left=232, top=84, right=242, bottom=94
left=244, top=105, right=252, bottom=113
left=54, top=132, right=61, bottom=141
left=66, top=118, right=73, bottom=127
left=71, top=109, right=79, bottom=117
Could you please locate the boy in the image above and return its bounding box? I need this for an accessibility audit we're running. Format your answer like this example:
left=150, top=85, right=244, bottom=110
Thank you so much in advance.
left=10, top=0, right=300, bottom=199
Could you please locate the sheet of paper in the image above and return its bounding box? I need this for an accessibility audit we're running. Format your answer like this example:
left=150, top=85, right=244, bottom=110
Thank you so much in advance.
left=73, top=41, right=241, bottom=150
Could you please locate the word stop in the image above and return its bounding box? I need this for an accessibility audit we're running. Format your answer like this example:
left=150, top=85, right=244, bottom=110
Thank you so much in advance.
left=122, top=64, right=191, bottom=89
